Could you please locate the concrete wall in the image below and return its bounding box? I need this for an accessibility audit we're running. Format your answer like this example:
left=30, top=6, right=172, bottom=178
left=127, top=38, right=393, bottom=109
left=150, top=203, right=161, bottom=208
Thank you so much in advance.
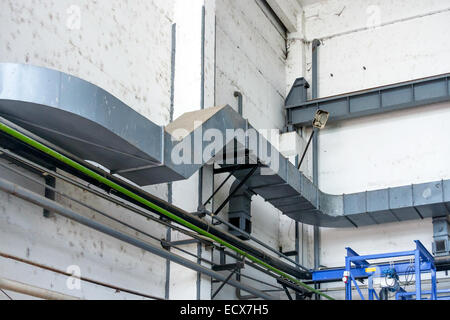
left=215, top=0, right=287, bottom=130
left=2, top=0, right=448, bottom=301
left=0, top=0, right=177, bottom=300
left=294, top=0, right=450, bottom=299
left=0, top=0, right=294, bottom=301
left=212, top=0, right=300, bottom=300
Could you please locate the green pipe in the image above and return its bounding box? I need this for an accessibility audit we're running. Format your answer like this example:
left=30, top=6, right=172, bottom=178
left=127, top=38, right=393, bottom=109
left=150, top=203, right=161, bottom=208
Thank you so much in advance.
left=0, top=122, right=334, bottom=300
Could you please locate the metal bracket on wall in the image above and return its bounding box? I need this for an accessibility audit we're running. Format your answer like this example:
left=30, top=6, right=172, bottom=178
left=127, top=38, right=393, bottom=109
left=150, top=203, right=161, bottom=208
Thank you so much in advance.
left=203, top=165, right=244, bottom=208
left=211, top=261, right=245, bottom=299
left=286, top=74, right=450, bottom=128
left=282, top=284, right=293, bottom=300
left=212, top=261, right=245, bottom=272
left=212, top=165, right=258, bottom=219
left=279, top=249, right=298, bottom=257
left=43, top=168, right=56, bottom=218
left=213, top=164, right=260, bottom=175
left=277, top=277, right=312, bottom=300
left=161, top=239, right=199, bottom=250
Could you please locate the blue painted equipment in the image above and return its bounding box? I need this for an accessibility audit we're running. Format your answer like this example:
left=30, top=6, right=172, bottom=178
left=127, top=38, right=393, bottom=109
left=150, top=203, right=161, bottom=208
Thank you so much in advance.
left=312, top=241, right=448, bottom=300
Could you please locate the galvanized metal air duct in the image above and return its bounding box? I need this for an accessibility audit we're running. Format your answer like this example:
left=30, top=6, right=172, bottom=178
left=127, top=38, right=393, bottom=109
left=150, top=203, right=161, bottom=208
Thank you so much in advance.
left=1, top=63, right=450, bottom=230
left=433, top=216, right=450, bottom=256
left=228, top=179, right=253, bottom=240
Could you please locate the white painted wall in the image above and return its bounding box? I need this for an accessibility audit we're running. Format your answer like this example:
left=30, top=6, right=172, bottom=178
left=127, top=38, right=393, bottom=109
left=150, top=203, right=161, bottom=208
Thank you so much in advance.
left=215, top=0, right=287, bottom=130
left=212, top=0, right=304, bottom=300
left=0, top=0, right=218, bottom=301
left=0, top=0, right=174, bottom=126
left=0, top=0, right=178, bottom=300
left=2, top=0, right=448, bottom=301
left=295, top=0, right=450, bottom=299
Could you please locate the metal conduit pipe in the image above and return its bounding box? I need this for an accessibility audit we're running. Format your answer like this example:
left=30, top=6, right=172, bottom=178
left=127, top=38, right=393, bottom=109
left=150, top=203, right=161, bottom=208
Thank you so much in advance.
left=311, top=39, right=321, bottom=271
left=0, top=122, right=333, bottom=299
left=234, top=91, right=243, bottom=116
left=0, top=159, right=216, bottom=267
left=0, top=140, right=308, bottom=276
left=204, top=208, right=308, bottom=271
left=0, top=122, right=329, bottom=295
left=0, top=146, right=217, bottom=253
left=0, top=131, right=315, bottom=299
left=0, top=277, right=81, bottom=300
left=0, top=176, right=275, bottom=300
left=0, top=118, right=310, bottom=278
left=0, top=252, right=164, bottom=300
left=312, top=38, right=321, bottom=300
left=0, top=145, right=309, bottom=294
left=235, top=273, right=282, bottom=300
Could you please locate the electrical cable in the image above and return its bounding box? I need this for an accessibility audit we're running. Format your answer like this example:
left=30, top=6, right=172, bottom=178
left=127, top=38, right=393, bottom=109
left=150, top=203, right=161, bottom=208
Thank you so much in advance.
left=0, top=149, right=295, bottom=291
left=0, top=122, right=333, bottom=299
left=0, top=160, right=216, bottom=267
left=0, top=148, right=310, bottom=296
left=404, top=260, right=415, bottom=287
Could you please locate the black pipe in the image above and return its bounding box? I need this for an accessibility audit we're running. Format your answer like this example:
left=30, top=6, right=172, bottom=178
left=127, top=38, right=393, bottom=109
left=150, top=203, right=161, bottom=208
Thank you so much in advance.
left=0, top=131, right=311, bottom=280
left=234, top=91, right=243, bottom=116
left=435, top=256, right=450, bottom=272
left=43, top=169, right=56, bottom=217
left=0, top=176, right=274, bottom=300
left=297, top=129, right=316, bottom=170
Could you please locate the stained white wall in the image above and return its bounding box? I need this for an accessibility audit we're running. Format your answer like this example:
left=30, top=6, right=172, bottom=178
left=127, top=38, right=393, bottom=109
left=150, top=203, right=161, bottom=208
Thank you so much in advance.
left=294, top=0, right=450, bottom=299
left=215, top=0, right=287, bottom=130
left=2, top=0, right=448, bottom=301
left=0, top=0, right=177, bottom=300
left=211, top=0, right=305, bottom=300
left=0, top=0, right=218, bottom=301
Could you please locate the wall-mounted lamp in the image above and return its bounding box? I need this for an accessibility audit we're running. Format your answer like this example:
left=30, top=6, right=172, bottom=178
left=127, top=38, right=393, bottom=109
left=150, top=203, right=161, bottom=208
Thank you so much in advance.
left=297, top=110, right=330, bottom=170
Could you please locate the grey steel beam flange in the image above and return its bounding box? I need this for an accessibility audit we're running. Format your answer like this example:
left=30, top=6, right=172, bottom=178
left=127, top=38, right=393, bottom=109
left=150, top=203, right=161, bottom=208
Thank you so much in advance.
left=286, top=73, right=450, bottom=128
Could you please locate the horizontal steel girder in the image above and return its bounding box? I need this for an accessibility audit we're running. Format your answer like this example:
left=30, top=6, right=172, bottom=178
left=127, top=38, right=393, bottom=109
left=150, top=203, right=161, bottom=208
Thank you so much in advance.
left=286, top=73, right=450, bottom=127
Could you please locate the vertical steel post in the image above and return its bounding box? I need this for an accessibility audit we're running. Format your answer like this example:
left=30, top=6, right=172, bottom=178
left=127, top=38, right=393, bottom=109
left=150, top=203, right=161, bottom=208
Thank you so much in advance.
left=197, top=4, right=206, bottom=300
left=415, top=250, right=421, bottom=300
left=165, top=22, right=177, bottom=301
left=345, top=257, right=352, bottom=300
left=312, top=38, right=321, bottom=300
left=368, top=275, right=374, bottom=301
left=431, top=267, right=437, bottom=300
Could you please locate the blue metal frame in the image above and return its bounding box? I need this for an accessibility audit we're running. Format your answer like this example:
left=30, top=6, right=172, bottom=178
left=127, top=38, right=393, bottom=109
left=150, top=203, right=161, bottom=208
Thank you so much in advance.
left=396, top=289, right=450, bottom=300
left=312, top=241, right=438, bottom=300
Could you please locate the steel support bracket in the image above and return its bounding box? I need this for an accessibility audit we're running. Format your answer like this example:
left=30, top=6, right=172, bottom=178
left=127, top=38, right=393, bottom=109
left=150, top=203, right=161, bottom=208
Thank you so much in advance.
left=212, top=261, right=245, bottom=272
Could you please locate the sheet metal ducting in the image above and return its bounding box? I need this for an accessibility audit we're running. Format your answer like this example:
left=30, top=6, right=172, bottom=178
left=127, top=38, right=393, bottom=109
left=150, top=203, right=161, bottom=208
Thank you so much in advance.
left=1, top=63, right=449, bottom=228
